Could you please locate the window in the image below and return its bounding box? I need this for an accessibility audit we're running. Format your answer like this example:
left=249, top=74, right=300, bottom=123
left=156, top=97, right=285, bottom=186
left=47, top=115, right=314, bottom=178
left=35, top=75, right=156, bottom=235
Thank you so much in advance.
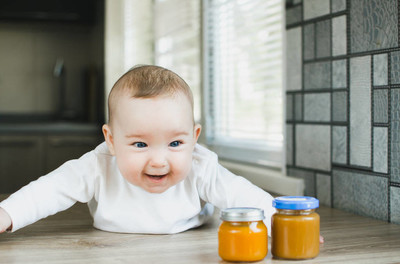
left=153, top=0, right=202, bottom=122
left=203, top=0, right=284, bottom=169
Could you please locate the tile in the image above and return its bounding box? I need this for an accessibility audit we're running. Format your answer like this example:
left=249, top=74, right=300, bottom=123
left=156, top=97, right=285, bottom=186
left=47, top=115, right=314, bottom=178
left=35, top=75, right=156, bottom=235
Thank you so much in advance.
left=287, top=168, right=315, bottom=196
left=295, top=93, right=303, bottom=121
left=303, top=0, right=330, bottom=20
left=286, top=124, right=293, bottom=166
left=373, top=54, right=388, bottom=86
left=332, top=15, right=347, bottom=56
left=286, top=5, right=302, bottom=26
left=373, top=89, right=388, bottom=123
left=332, top=0, right=346, bottom=12
left=332, top=59, right=347, bottom=89
left=390, top=186, right=400, bottom=224
left=332, top=91, right=347, bottom=122
left=303, top=23, right=315, bottom=60
left=332, top=126, right=347, bottom=164
left=286, top=94, right=293, bottom=121
left=304, top=93, right=331, bottom=122
left=304, top=62, right=331, bottom=90
left=316, top=20, right=331, bottom=58
left=286, top=27, right=302, bottom=91
left=316, top=173, right=331, bottom=207
left=350, top=0, right=398, bottom=53
left=350, top=56, right=371, bottom=167
left=391, top=89, right=400, bottom=183
left=333, top=169, right=388, bottom=221
left=296, top=124, right=331, bottom=171
left=391, top=51, right=400, bottom=84
left=373, top=127, right=388, bottom=173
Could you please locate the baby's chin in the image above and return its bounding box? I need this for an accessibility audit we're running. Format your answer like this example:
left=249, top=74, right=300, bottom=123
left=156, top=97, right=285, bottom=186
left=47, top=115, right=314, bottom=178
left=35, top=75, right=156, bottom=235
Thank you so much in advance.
left=143, top=177, right=187, bottom=194
left=144, top=187, right=170, bottom=194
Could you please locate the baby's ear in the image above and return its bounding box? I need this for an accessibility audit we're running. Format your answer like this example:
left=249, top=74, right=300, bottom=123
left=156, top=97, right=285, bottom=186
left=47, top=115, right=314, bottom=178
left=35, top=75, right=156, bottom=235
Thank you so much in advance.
left=102, top=124, right=115, bottom=155
left=193, top=124, right=202, bottom=143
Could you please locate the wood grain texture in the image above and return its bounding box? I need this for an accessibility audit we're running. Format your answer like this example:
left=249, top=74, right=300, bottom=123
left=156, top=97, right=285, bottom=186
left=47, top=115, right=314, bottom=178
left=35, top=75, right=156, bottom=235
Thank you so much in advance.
left=0, top=195, right=400, bottom=263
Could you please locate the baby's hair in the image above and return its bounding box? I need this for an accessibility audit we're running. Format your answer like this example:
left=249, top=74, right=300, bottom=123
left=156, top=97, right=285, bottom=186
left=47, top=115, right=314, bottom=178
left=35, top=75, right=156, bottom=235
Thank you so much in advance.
left=107, top=65, right=194, bottom=125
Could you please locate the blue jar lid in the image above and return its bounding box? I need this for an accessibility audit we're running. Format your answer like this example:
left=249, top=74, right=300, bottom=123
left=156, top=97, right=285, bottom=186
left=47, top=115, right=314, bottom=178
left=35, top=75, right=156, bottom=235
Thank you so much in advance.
left=273, top=196, right=319, bottom=210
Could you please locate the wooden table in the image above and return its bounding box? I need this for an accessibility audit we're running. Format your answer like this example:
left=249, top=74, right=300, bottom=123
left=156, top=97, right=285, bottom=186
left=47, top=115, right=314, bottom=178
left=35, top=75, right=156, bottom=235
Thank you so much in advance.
left=0, top=199, right=400, bottom=263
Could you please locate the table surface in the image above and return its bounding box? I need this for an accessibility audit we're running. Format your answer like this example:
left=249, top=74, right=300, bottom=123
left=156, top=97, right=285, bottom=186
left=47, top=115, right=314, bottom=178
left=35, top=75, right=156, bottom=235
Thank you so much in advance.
left=0, top=199, right=400, bottom=264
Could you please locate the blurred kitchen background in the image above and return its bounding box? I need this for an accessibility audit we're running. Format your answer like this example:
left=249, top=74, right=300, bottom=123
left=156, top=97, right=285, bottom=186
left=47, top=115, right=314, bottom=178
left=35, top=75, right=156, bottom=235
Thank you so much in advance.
left=1, top=0, right=399, bottom=226
left=0, top=0, right=104, bottom=123
left=0, top=0, right=105, bottom=193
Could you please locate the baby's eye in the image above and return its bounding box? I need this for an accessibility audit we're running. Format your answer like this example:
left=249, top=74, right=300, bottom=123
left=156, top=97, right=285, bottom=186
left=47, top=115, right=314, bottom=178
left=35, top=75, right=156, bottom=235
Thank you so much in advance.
left=169, top=141, right=182, bottom=147
left=133, top=142, right=147, bottom=148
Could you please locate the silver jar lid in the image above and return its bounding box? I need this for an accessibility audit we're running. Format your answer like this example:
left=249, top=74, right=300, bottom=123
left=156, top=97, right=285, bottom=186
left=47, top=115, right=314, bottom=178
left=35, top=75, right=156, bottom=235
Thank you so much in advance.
left=220, top=207, right=265, bottom=222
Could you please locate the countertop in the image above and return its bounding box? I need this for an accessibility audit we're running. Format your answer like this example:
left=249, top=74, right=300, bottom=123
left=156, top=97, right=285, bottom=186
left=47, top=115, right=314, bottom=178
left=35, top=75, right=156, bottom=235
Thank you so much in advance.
left=0, top=122, right=101, bottom=135
left=0, top=197, right=399, bottom=264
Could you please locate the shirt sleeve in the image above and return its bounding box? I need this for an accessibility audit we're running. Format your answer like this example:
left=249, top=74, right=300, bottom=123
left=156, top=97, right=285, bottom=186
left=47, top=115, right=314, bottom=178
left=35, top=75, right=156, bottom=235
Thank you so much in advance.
left=195, top=149, right=276, bottom=235
left=0, top=150, right=97, bottom=232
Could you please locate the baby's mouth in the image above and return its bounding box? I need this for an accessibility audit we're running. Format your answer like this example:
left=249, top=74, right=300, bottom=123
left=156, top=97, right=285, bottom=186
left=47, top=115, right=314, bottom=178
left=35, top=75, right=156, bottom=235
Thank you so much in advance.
left=146, top=173, right=168, bottom=180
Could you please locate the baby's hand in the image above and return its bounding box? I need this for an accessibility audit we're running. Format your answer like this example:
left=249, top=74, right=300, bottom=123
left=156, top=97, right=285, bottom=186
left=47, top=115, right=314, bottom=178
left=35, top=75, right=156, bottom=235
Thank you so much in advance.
left=0, top=207, right=12, bottom=233
left=320, top=235, right=324, bottom=244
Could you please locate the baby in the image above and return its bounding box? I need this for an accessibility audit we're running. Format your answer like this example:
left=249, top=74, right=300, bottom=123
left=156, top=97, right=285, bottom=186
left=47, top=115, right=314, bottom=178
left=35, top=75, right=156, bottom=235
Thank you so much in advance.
left=0, top=65, right=275, bottom=234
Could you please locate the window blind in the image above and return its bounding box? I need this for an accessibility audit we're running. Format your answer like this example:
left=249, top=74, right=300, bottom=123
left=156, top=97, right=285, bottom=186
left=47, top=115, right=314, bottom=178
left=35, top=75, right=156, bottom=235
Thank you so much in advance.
left=123, top=0, right=154, bottom=69
left=153, top=0, right=202, bottom=122
left=203, top=0, right=284, bottom=168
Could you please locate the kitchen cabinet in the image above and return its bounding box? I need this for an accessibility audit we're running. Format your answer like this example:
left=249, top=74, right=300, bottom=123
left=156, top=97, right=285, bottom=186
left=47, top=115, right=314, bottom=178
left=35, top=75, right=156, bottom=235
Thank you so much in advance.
left=0, top=123, right=103, bottom=194
left=0, top=0, right=97, bottom=24
left=45, top=135, right=100, bottom=172
left=0, top=135, right=44, bottom=194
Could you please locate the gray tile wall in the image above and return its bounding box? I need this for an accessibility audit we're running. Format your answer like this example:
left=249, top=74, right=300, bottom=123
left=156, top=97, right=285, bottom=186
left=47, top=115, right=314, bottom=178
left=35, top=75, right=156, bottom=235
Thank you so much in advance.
left=349, top=56, right=371, bottom=168
left=350, top=0, right=398, bottom=53
left=286, top=0, right=400, bottom=224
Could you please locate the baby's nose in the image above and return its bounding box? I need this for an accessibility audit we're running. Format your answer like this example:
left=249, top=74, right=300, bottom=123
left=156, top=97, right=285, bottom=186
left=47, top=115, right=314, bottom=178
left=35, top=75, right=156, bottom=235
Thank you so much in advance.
left=149, top=149, right=168, bottom=167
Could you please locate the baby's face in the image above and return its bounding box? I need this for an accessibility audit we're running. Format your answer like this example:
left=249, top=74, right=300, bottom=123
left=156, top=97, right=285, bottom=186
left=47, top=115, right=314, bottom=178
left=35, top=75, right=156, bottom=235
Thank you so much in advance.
left=103, top=92, right=201, bottom=193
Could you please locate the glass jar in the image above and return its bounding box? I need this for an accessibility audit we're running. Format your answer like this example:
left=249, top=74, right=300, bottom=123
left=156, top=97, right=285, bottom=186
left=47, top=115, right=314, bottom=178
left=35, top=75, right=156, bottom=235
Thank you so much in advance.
left=218, top=207, right=268, bottom=262
left=271, top=196, right=320, bottom=260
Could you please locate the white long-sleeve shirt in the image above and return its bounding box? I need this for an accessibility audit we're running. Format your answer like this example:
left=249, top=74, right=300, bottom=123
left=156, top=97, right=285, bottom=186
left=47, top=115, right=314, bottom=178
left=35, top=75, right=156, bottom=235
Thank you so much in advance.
left=0, top=142, right=275, bottom=234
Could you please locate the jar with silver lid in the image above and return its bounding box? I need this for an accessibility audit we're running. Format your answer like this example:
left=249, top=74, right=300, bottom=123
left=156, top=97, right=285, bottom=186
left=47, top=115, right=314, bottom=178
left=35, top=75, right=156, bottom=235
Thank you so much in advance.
left=218, top=207, right=268, bottom=262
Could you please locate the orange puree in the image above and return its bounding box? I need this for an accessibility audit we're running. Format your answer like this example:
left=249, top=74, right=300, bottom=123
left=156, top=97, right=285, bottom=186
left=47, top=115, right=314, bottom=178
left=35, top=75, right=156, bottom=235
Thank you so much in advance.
left=218, top=220, right=268, bottom=262
left=272, top=209, right=319, bottom=259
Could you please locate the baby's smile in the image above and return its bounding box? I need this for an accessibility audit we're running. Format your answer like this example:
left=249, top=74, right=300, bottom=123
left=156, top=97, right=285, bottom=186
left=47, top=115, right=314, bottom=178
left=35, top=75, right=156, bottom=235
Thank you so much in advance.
left=145, top=173, right=168, bottom=182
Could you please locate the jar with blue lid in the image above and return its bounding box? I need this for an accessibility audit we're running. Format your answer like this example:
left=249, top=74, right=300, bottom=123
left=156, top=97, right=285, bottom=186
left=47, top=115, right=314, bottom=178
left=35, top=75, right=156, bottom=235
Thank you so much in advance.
left=271, top=196, right=320, bottom=260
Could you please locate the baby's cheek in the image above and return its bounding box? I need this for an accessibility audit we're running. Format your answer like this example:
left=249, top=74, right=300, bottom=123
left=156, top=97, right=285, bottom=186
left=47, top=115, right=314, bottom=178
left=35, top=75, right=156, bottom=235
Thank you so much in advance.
left=118, top=156, right=140, bottom=179
left=172, top=153, right=192, bottom=176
